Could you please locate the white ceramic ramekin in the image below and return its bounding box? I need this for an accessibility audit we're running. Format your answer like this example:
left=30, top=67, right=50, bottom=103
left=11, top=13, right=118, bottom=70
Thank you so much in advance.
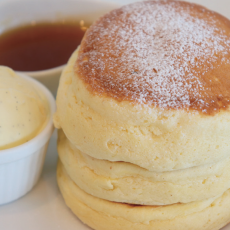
left=0, top=73, right=56, bottom=205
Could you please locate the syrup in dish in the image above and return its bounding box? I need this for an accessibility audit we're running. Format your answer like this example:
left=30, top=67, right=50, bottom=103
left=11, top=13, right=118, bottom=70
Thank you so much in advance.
left=0, top=20, right=88, bottom=71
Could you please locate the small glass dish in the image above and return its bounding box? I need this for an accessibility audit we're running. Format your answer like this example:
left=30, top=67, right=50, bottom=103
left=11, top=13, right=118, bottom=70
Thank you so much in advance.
left=0, top=0, right=118, bottom=95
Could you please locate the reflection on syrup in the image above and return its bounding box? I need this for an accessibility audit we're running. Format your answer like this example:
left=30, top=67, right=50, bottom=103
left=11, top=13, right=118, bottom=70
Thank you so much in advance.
left=0, top=20, right=89, bottom=71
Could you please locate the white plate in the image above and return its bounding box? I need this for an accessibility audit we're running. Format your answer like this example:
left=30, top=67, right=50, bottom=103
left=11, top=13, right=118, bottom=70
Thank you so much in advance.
left=1, top=0, right=230, bottom=230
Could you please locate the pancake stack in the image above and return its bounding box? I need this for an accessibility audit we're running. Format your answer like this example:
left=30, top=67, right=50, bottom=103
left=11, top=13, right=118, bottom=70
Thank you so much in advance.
left=53, top=1, right=230, bottom=229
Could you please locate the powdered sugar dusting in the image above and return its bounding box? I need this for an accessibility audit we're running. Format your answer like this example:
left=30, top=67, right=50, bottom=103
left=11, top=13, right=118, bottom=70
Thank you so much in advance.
left=76, top=1, right=230, bottom=111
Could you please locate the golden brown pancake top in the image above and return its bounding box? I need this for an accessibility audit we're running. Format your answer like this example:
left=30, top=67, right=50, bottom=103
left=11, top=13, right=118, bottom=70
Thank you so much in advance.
left=75, top=0, right=230, bottom=115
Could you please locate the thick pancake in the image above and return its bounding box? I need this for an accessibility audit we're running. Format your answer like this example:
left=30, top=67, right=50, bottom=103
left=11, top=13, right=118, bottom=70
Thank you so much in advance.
left=58, top=129, right=230, bottom=205
left=54, top=47, right=230, bottom=171
left=57, top=161, right=230, bottom=230
left=76, top=1, right=230, bottom=115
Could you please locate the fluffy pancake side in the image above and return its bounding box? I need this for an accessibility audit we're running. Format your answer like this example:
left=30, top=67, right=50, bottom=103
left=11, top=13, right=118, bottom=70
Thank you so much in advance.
left=54, top=47, right=230, bottom=172
left=57, top=161, right=230, bottom=230
left=58, top=129, right=230, bottom=205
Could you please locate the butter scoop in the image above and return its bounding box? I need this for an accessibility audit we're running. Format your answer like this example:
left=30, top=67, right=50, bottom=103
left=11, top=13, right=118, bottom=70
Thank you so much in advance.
left=0, top=66, right=47, bottom=150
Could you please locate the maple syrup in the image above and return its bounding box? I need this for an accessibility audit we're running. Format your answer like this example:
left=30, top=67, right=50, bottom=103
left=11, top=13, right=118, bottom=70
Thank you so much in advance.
left=0, top=21, right=88, bottom=71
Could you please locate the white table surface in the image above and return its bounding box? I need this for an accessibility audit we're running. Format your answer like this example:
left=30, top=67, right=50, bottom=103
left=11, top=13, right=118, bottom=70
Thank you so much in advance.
left=1, top=0, right=230, bottom=230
